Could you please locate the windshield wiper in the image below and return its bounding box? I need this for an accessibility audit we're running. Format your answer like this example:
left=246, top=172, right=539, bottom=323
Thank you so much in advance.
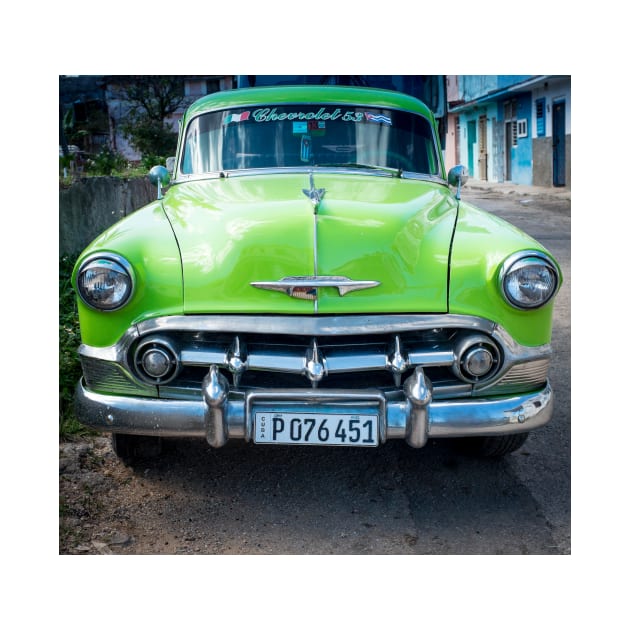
left=315, top=162, right=403, bottom=177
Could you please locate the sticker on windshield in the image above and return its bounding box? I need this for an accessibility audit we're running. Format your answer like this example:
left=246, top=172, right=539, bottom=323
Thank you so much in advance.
left=224, top=111, right=251, bottom=124
left=253, top=107, right=342, bottom=122
left=300, top=135, right=312, bottom=162
left=293, top=120, right=326, bottom=135
left=308, top=120, right=326, bottom=136
left=364, top=112, right=392, bottom=125
left=223, top=107, right=393, bottom=126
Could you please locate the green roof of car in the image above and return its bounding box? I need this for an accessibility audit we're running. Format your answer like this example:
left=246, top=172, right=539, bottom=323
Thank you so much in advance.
left=184, top=85, right=436, bottom=121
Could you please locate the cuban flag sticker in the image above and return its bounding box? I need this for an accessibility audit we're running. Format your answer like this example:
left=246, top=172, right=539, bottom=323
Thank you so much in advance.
left=364, top=112, right=392, bottom=125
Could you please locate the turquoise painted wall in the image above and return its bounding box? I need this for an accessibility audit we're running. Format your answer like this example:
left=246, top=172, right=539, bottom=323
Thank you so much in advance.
left=500, top=93, right=532, bottom=185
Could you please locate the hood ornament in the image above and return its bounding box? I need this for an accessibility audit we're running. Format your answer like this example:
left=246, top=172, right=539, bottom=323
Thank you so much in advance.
left=251, top=275, right=380, bottom=300
left=302, top=172, right=325, bottom=213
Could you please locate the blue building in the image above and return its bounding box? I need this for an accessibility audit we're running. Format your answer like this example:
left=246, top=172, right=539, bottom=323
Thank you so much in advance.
left=445, top=76, right=570, bottom=188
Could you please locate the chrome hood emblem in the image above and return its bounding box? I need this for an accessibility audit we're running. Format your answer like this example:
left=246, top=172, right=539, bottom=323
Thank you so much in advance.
left=251, top=275, right=380, bottom=300
left=302, top=172, right=326, bottom=213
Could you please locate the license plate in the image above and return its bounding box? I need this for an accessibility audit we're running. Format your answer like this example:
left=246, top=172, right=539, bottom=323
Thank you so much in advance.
left=254, top=412, right=378, bottom=447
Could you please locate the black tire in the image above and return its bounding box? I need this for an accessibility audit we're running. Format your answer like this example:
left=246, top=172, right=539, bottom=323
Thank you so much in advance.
left=451, top=432, right=529, bottom=458
left=111, top=433, right=163, bottom=465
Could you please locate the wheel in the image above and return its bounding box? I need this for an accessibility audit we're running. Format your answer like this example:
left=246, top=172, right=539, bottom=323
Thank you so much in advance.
left=451, top=432, right=529, bottom=458
left=111, top=433, right=163, bottom=465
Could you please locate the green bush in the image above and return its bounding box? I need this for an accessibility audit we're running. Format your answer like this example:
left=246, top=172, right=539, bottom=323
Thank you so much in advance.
left=59, top=254, right=90, bottom=438
left=86, top=146, right=127, bottom=176
left=122, top=117, right=178, bottom=159
left=59, top=154, right=73, bottom=171
left=141, top=154, right=167, bottom=170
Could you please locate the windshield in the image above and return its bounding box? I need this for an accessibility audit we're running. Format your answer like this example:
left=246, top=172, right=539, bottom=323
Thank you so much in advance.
left=180, top=104, right=441, bottom=176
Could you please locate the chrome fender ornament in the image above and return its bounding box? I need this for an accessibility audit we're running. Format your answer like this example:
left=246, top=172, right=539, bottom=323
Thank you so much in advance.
left=251, top=276, right=380, bottom=300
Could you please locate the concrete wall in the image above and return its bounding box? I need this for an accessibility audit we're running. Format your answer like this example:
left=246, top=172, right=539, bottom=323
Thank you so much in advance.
left=59, top=177, right=155, bottom=255
left=533, top=135, right=571, bottom=189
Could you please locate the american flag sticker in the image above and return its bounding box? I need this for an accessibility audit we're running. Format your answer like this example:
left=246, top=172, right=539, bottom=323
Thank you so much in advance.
left=224, top=111, right=251, bottom=124
left=364, top=112, right=392, bottom=125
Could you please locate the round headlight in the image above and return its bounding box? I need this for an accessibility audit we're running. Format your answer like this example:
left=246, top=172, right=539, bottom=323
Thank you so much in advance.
left=500, top=252, right=559, bottom=310
left=76, top=255, right=134, bottom=311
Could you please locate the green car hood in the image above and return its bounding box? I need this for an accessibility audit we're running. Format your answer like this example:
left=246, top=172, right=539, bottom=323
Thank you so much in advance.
left=162, top=173, right=458, bottom=314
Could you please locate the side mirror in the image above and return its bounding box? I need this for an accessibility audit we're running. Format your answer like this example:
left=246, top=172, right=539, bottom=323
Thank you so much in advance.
left=447, top=165, right=468, bottom=200
left=149, top=165, right=170, bottom=200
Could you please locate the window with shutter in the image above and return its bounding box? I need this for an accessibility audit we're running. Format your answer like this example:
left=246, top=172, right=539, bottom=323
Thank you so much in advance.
left=512, top=120, right=518, bottom=147
left=504, top=100, right=519, bottom=146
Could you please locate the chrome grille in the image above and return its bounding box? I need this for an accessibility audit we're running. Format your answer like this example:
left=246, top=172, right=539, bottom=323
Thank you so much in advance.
left=79, top=314, right=552, bottom=400
left=480, top=359, right=550, bottom=394
left=80, top=356, right=157, bottom=397
left=133, top=329, right=461, bottom=392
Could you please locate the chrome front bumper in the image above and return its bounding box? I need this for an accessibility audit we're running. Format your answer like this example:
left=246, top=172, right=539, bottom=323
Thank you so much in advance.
left=75, top=365, right=553, bottom=448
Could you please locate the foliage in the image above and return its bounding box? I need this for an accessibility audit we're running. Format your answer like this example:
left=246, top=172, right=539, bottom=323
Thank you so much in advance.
left=85, top=146, right=128, bottom=176
left=59, top=154, right=74, bottom=170
left=117, top=76, right=186, bottom=160
left=141, top=154, right=167, bottom=170
left=61, top=99, right=109, bottom=153
left=59, top=163, right=147, bottom=187
left=59, top=155, right=74, bottom=186
left=59, top=254, right=90, bottom=438
left=123, top=118, right=178, bottom=159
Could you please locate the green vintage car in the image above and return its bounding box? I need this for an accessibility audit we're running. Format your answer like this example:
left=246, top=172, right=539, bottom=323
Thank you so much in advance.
left=72, top=85, right=561, bottom=463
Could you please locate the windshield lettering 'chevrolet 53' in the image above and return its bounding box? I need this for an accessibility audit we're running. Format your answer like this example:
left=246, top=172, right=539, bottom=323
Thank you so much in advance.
left=72, top=86, right=562, bottom=463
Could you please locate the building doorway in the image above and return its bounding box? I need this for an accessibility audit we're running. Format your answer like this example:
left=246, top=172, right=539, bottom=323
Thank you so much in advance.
left=467, top=120, right=476, bottom=177
left=553, top=100, right=566, bottom=187
left=504, top=122, right=513, bottom=181
left=478, top=115, right=488, bottom=180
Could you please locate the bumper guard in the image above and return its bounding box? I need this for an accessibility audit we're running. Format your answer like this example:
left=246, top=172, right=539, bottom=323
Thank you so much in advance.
left=75, top=366, right=553, bottom=448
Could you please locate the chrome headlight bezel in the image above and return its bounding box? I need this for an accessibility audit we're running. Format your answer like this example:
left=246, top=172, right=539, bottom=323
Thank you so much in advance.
left=76, top=253, right=135, bottom=312
left=499, top=250, right=560, bottom=310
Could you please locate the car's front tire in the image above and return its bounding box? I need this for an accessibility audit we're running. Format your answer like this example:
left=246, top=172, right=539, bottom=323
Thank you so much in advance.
left=111, top=433, right=163, bottom=465
left=452, top=432, right=529, bottom=458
